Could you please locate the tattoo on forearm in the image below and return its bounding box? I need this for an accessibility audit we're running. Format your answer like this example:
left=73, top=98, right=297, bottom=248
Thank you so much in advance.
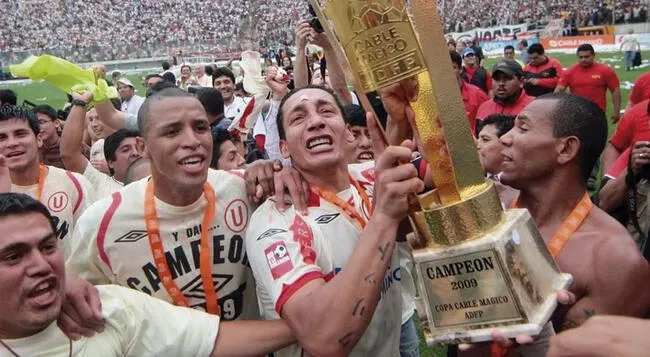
left=584, top=309, right=596, bottom=319
left=378, top=242, right=392, bottom=261
left=338, top=332, right=355, bottom=347
left=363, top=273, right=376, bottom=285
left=561, top=319, right=581, bottom=330
left=352, top=298, right=366, bottom=316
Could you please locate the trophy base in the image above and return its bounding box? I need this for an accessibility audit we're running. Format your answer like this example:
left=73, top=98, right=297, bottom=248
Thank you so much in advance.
left=413, top=209, right=573, bottom=345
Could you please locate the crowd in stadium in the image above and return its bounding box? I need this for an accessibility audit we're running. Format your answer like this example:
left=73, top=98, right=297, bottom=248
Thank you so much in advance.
left=1, top=0, right=647, bottom=65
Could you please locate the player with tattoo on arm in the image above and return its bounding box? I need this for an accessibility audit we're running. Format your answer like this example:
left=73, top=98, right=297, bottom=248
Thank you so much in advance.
left=246, top=85, right=423, bottom=357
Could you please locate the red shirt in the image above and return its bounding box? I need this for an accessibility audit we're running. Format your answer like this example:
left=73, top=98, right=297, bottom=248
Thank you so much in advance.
left=523, top=56, right=563, bottom=90
left=609, top=99, right=650, bottom=151
left=558, top=62, right=620, bottom=113
left=461, top=82, right=490, bottom=134
left=629, top=72, right=650, bottom=106
left=475, top=91, right=535, bottom=121
left=464, top=66, right=493, bottom=92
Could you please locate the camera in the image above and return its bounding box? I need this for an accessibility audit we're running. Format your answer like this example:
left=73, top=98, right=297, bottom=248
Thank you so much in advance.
left=308, top=3, right=324, bottom=33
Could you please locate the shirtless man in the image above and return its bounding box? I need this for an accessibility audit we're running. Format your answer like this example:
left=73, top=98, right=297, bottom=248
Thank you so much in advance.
left=488, top=93, right=650, bottom=355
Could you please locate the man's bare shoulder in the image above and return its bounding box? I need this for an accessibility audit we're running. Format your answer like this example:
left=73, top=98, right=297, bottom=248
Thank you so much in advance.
left=579, top=206, right=632, bottom=242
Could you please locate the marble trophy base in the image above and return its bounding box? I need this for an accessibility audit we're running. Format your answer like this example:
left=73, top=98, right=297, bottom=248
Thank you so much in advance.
left=413, top=209, right=573, bottom=345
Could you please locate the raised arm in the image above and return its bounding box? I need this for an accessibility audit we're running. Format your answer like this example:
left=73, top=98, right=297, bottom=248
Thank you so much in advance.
left=311, top=33, right=353, bottom=105
left=61, top=92, right=93, bottom=174
left=293, top=20, right=311, bottom=88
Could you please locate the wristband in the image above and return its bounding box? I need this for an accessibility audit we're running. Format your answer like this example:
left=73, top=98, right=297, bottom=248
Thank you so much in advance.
left=71, top=99, right=88, bottom=107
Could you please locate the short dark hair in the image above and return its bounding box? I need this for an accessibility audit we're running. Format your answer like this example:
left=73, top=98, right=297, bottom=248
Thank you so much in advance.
left=146, top=80, right=178, bottom=97
left=162, top=72, right=176, bottom=84
left=343, top=105, right=366, bottom=127
left=450, top=50, right=462, bottom=68
left=0, top=104, right=40, bottom=135
left=162, top=61, right=171, bottom=71
left=124, top=157, right=150, bottom=184
left=33, top=104, right=57, bottom=121
left=277, top=85, right=344, bottom=140
left=538, top=93, right=607, bottom=182
left=205, top=65, right=215, bottom=77
left=145, top=74, right=163, bottom=82
left=504, top=45, right=515, bottom=52
left=180, top=65, right=191, bottom=73
left=104, top=128, right=139, bottom=163
left=577, top=44, right=595, bottom=55
left=110, top=98, right=121, bottom=110
left=476, top=114, right=515, bottom=138
left=0, top=89, right=17, bottom=105
left=210, top=128, right=235, bottom=168
left=138, top=88, right=194, bottom=135
left=213, top=67, right=235, bottom=85
left=527, top=43, right=545, bottom=55
left=520, top=39, right=528, bottom=47
left=0, top=193, right=56, bottom=232
left=196, top=87, right=225, bottom=117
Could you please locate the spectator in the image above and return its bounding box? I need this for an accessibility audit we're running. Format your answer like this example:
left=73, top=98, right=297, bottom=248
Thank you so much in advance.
left=213, top=66, right=247, bottom=120
left=210, top=128, right=246, bottom=170
left=144, top=74, right=164, bottom=89
left=34, top=104, right=64, bottom=169
left=469, top=39, right=485, bottom=66
left=620, top=29, right=641, bottom=71
left=476, top=114, right=515, bottom=178
left=504, top=45, right=525, bottom=67
left=523, top=43, right=563, bottom=97
left=519, top=39, right=529, bottom=65
left=476, top=58, right=534, bottom=121
left=627, top=72, right=650, bottom=109
left=117, top=78, right=144, bottom=116
left=460, top=48, right=492, bottom=95
left=195, top=65, right=212, bottom=87
left=177, top=65, right=198, bottom=90
left=450, top=50, right=490, bottom=134
left=0, top=89, right=17, bottom=105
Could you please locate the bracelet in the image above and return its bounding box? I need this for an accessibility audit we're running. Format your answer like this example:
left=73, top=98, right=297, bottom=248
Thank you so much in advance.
left=71, top=99, right=88, bottom=107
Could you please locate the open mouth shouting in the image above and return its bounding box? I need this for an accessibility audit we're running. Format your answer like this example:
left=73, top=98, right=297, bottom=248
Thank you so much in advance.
left=27, top=277, right=59, bottom=308
left=179, top=155, right=207, bottom=174
left=306, top=135, right=333, bottom=151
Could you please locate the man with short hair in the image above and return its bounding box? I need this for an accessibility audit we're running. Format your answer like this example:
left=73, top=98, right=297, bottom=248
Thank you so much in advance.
left=246, top=85, right=422, bottom=356
left=196, top=87, right=227, bottom=129
left=0, top=89, right=17, bottom=106
left=124, top=157, right=151, bottom=185
left=503, top=45, right=524, bottom=67
left=118, top=78, right=145, bottom=116
left=214, top=67, right=247, bottom=120
left=144, top=74, right=164, bottom=89
left=555, top=44, right=622, bottom=123
left=0, top=104, right=94, bottom=257
left=518, top=39, right=529, bottom=64
left=523, top=43, right=563, bottom=97
left=210, top=128, right=246, bottom=170
left=460, top=48, right=492, bottom=95
left=343, top=105, right=374, bottom=163
left=66, top=88, right=286, bottom=325
left=450, top=51, right=490, bottom=134
left=476, top=58, right=534, bottom=122
left=34, top=105, right=64, bottom=169
left=0, top=192, right=294, bottom=357
left=475, top=114, right=515, bottom=177
left=627, top=71, right=650, bottom=109
left=469, top=39, right=485, bottom=66
left=499, top=93, right=649, bottom=334
left=196, top=65, right=213, bottom=87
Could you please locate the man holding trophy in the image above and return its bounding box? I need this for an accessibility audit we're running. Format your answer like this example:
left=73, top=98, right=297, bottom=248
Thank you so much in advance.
left=244, top=0, right=650, bottom=356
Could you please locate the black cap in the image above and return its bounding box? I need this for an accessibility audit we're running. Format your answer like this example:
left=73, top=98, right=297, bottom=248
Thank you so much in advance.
left=492, top=58, right=523, bottom=77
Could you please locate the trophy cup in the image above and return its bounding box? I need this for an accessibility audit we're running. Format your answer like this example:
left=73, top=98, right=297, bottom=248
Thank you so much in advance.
left=310, top=0, right=573, bottom=345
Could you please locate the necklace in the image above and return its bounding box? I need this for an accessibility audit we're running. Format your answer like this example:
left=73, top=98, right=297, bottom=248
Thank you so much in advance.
left=0, top=337, right=72, bottom=357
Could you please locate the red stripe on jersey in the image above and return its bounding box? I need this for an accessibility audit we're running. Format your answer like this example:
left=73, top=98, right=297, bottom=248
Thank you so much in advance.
left=307, top=190, right=320, bottom=207
left=227, top=170, right=245, bottom=179
left=65, top=171, right=83, bottom=214
left=360, top=167, right=375, bottom=183
left=289, top=215, right=316, bottom=264
left=97, top=192, right=122, bottom=271
left=324, top=271, right=335, bottom=282
left=239, top=98, right=256, bottom=129
left=275, top=271, right=323, bottom=314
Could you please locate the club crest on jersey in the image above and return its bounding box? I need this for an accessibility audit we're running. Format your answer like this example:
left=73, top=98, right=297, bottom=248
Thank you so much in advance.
left=315, top=213, right=340, bottom=224
left=47, top=192, right=69, bottom=213
left=115, top=230, right=149, bottom=243
left=265, top=241, right=293, bottom=279
left=225, top=199, right=249, bottom=233
left=257, top=228, right=287, bottom=241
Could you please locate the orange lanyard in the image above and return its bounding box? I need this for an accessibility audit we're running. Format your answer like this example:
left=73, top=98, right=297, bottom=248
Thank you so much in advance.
left=510, top=193, right=593, bottom=257
left=36, top=164, right=47, bottom=201
left=144, top=180, right=220, bottom=315
left=310, top=178, right=372, bottom=229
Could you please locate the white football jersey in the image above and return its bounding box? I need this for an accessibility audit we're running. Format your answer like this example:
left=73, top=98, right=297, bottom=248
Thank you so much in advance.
left=67, top=169, right=259, bottom=321
left=246, top=161, right=402, bottom=357
left=12, top=165, right=95, bottom=259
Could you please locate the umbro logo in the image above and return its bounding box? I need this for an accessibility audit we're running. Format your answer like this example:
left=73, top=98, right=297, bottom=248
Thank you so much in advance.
left=115, top=230, right=148, bottom=243
left=181, top=274, right=233, bottom=299
left=315, top=213, right=340, bottom=224
left=257, top=228, right=287, bottom=240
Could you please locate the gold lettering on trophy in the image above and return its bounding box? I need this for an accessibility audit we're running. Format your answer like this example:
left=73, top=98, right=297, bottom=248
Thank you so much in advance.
left=453, top=300, right=478, bottom=309
left=353, top=26, right=408, bottom=65
left=479, top=296, right=510, bottom=306
left=434, top=303, right=455, bottom=312
left=426, top=257, right=495, bottom=279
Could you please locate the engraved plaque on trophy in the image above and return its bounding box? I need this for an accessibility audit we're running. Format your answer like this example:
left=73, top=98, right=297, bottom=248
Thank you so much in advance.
left=311, top=0, right=573, bottom=345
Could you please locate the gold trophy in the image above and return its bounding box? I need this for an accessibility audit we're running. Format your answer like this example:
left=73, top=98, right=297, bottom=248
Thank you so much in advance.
left=310, top=0, right=573, bottom=345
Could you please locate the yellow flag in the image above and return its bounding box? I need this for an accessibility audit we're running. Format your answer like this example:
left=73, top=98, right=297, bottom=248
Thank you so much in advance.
left=9, top=55, right=117, bottom=104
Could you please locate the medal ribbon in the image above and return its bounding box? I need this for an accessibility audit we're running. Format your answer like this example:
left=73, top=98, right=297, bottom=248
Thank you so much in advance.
left=144, top=180, right=220, bottom=315
left=36, top=164, right=47, bottom=201
left=493, top=192, right=593, bottom=357
left=310, top=178, right=372, bottom=229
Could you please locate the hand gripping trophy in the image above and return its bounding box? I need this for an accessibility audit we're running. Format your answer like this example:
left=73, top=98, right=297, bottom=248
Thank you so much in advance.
left=310, top=0, right=573, bottom=345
